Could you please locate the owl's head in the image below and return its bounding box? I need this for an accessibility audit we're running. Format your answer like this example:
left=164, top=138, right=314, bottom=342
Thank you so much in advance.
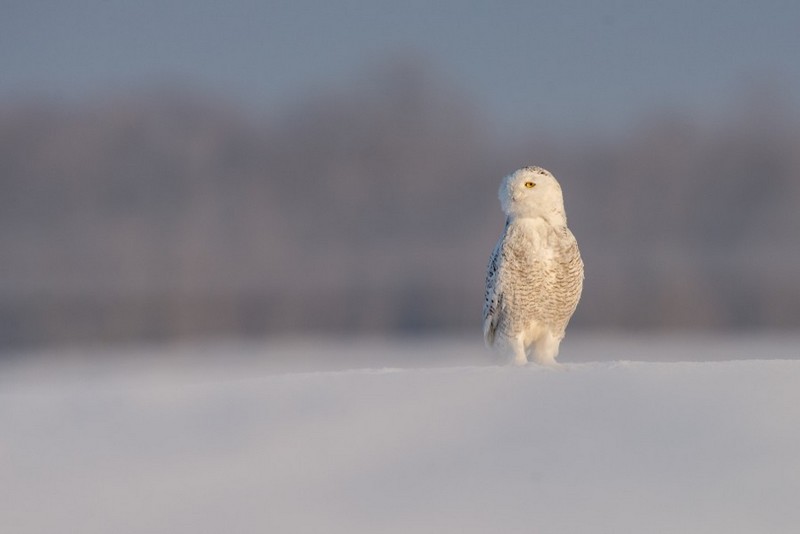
left=499, top=166, right=567, bottom=225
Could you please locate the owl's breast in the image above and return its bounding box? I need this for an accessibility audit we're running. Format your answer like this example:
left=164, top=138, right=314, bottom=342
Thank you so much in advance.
left=497, top=218, right=583, bottom=334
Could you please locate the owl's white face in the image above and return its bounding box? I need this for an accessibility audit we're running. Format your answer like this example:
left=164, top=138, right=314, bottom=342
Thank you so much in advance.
left=499, top=166, right=566, bottom=224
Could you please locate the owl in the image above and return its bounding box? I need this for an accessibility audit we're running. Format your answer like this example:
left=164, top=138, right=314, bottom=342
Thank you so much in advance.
left=483, top=166, right=584, bottom=366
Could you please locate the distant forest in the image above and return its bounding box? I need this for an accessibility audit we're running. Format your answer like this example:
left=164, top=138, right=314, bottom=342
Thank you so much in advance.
left=2, top=62, right=799, bottom=348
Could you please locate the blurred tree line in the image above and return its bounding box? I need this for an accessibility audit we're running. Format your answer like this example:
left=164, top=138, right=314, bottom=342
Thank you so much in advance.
left=1, top=61, right=799, bottom=348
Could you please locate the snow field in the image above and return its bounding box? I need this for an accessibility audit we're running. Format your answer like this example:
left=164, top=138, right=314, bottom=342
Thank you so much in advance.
left=1, top=338, right=799, bottom=533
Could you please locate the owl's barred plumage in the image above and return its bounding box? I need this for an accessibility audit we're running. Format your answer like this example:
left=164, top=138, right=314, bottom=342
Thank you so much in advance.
left=483, top=166, right=584, bottom=366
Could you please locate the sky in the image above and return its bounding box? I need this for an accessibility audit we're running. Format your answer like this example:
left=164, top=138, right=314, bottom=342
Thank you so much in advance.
left=2, top=1, right=800, bottom=136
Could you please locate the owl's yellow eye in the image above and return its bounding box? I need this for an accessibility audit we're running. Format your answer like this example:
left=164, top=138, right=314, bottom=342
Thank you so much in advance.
left=524, top=181, right=536, bottom=188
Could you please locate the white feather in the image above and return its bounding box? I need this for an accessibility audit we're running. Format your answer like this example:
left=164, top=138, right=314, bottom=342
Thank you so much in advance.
left=483, top=166, right=584, bottom=366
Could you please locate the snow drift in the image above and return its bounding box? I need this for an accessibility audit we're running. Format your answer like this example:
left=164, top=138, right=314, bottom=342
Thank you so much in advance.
left=1, top=337, right=799, bottom=533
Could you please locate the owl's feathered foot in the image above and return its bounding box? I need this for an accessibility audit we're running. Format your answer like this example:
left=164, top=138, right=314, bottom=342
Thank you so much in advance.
left=511, top=339, right=528, bottom=366
left=530, top=332, right=562, bottom=368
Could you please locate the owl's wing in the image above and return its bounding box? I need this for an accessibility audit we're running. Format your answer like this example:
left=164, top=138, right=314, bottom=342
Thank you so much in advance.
left=483, top=237, right=504, bottom=347
left=559, top=227, right=585, bottom=308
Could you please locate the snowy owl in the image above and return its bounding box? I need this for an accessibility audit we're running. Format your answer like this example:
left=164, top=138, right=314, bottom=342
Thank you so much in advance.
left=483, top=166, right=584, bottom=366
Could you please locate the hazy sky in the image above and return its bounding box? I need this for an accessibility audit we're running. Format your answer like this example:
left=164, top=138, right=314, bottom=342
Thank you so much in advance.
left=3, top=1, right=800, bottom=135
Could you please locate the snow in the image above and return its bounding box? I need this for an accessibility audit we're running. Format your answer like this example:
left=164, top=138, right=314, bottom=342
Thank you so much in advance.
left=2, top=335, right=800, bottom=533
